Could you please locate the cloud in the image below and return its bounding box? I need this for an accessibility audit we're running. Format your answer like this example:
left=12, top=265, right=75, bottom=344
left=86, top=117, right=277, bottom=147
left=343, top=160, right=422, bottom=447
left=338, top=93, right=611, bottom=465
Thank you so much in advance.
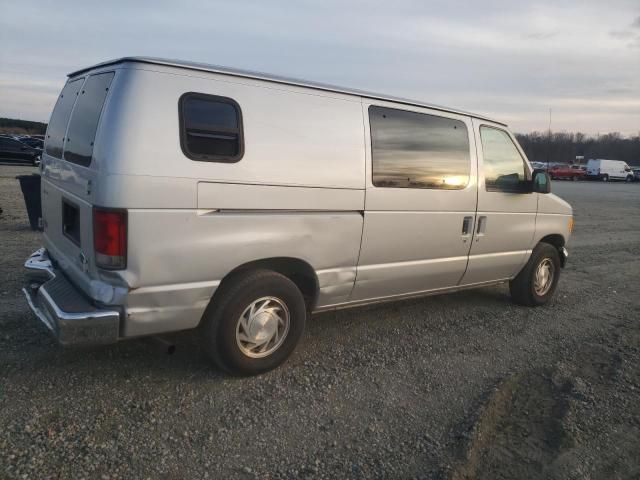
left=0, top=0, right=639, bottom=134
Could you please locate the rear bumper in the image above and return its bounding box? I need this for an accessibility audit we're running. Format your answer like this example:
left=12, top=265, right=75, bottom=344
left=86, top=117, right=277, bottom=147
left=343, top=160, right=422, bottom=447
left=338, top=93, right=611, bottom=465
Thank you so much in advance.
left=23, top=248, right=120, bottom=346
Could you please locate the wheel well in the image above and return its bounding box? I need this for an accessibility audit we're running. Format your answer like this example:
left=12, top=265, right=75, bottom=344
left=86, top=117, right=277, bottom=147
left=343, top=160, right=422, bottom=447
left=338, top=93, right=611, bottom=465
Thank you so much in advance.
left=539, top=234, right=565, bottom=250
left=217, top=257, right=319, bottom=310
left=538, top=234, right=566, bottom=267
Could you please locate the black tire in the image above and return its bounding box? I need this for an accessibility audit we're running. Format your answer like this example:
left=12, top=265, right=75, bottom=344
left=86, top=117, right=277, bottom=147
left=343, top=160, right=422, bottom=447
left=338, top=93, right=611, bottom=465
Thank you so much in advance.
left=572, top=176, right=578, bottom=181
left=509, top=242, right=561, bottom=307
left=602, top=174, right=609, bottom=182
left=625, top=175, right=633, bottom=183
left=201, top=269, right=306, bottom=375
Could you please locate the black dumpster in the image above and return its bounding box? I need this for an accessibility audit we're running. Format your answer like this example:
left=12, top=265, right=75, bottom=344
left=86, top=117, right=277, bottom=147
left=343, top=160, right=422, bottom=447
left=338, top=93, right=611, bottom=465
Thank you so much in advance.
left=16, top=174, right=42, bottom=231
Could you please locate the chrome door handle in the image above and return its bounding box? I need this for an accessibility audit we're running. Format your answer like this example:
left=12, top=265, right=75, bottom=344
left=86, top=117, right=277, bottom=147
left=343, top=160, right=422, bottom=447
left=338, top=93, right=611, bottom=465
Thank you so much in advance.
left=476, top=216, right=487, bottom=235
left=462, top=216, right=474, bottom=242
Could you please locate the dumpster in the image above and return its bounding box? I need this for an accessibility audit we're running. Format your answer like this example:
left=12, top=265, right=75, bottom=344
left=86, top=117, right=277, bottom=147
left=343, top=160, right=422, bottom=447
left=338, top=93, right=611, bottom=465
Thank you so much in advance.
left=16, top=174, right=42, bottom=230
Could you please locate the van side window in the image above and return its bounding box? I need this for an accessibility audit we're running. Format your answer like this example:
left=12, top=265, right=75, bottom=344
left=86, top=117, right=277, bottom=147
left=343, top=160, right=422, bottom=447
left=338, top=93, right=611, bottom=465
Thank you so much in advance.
left=179, top=93, right=244, bottom=163
left=44, top=78, right=84, bottom=159
left=369, top=106, right=470, bottom=189
left=480, top=127, right=526, bottom=192
left=64, top=72, right=115, bottom=166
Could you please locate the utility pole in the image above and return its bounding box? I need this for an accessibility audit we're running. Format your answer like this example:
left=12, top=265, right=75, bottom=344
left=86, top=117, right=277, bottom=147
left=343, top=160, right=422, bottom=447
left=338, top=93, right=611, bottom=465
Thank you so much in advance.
left=546, top=108, right=552, bottom=170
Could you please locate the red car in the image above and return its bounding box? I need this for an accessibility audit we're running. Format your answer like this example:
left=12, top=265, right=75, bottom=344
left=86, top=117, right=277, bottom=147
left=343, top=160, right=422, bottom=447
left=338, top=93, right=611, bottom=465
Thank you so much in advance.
left=549, top=164, right=586, bottom=181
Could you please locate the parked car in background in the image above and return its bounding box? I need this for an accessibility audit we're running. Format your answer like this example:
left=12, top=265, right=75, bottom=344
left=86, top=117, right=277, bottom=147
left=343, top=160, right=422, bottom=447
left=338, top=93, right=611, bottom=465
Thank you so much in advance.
left=18, top=136, right=44, bottom=150
left=530, top=161, right=547, bottom=170
left=549, top=164, right=587, bottom=181
left=632, top=168, right=640, bottom=182
left=586, top=159, right=634, bottom=182
left=0, top=135, right=41, bottom=165
left=23, top=57, right=573, bottom=375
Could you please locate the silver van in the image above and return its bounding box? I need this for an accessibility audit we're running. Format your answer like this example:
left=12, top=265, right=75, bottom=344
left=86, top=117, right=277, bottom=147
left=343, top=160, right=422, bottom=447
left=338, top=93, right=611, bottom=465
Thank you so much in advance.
left=24, top=57, right=573, bottom=374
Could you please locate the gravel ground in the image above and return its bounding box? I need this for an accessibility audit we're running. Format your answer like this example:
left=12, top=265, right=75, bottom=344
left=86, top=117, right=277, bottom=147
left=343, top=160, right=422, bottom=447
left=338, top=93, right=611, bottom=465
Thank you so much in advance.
left=1, top=165, right=639, bottom=479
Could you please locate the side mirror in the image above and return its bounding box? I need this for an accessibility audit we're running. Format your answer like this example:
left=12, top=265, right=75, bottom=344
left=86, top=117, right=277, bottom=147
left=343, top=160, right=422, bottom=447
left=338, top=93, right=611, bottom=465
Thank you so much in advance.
left=533, top=169, right=551, bottom=194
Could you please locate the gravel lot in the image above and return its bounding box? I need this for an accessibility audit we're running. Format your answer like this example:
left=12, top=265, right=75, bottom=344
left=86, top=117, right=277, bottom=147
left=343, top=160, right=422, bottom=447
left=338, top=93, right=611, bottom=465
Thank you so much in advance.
left=1, top=164, right=639, bottom=479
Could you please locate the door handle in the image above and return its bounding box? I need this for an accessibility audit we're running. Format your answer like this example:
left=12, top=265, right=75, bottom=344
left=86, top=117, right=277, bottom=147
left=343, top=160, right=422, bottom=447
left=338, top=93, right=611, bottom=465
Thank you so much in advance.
left=476, top=216, right=487, bottom=236
left=462, top=216, right=474, bottom=242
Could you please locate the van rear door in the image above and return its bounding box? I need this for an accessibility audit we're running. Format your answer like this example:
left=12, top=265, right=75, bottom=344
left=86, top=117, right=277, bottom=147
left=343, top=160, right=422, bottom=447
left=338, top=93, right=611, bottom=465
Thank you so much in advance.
left=41, top=71, right=115, bottom=293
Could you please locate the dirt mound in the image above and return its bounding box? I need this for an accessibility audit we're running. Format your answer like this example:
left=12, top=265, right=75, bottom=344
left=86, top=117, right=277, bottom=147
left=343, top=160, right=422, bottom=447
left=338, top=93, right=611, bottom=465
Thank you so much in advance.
left=452, top=321, right=640, bottom=480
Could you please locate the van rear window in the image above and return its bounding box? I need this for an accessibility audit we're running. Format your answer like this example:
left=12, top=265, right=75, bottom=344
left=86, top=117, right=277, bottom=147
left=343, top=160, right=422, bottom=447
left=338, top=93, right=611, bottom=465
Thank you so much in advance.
left=179, top=93, right=244, bottom=163
left=45, top=78, right=84, bottom=159
left=63, top=72, right=114, bottom=166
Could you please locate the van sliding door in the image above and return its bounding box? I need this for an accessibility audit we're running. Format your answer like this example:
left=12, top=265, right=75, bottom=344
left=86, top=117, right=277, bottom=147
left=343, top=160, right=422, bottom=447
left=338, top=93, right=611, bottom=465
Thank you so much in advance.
left=351, top=103, right=478, bottom=301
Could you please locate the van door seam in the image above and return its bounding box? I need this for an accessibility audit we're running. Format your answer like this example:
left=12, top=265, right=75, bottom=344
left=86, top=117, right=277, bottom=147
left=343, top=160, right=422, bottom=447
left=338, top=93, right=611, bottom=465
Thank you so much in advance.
left=457, top=116, right=480, bottom=285
left=346, top=98, right=370, bottom=301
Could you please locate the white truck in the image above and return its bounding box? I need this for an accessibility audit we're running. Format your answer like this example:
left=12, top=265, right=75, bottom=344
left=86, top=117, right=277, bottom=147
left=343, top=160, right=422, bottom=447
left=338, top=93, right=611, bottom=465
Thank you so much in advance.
left=585, top=159, right=634, bottom=182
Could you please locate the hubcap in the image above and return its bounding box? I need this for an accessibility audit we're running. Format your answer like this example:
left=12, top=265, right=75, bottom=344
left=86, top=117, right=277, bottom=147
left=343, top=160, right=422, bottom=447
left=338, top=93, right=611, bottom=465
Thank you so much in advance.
left=236, top=296, right=290, bottom=358
left=533, top=258, right=555, bottom=296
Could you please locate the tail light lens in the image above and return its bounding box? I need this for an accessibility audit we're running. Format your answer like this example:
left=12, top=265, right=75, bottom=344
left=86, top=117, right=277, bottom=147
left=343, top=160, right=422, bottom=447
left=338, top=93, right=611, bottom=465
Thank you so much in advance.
left=93, top=207, right=127, bottom=269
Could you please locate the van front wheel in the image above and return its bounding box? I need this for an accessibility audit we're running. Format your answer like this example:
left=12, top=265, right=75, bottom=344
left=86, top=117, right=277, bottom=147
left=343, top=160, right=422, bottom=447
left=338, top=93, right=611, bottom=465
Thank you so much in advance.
left=201, top=269, right=306, bottom=375
left=509, top=242, right=561, bottom=307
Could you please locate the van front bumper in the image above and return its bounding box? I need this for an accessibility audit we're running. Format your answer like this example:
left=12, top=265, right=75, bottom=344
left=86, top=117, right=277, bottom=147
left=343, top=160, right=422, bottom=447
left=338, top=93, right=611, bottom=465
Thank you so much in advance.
left=23, top=248, right=120, bottom=346
left=559, top=246, right=569, bottom=267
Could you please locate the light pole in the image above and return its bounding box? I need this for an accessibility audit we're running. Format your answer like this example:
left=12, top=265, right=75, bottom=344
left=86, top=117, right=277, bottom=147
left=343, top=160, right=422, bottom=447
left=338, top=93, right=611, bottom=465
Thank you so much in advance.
left=546, top=108, right=552, bottom=170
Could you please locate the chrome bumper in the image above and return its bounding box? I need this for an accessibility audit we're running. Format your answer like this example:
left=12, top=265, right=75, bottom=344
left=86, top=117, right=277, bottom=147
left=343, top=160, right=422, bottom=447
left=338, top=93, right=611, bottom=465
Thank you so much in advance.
left=23, top=248, right=120, bottom=346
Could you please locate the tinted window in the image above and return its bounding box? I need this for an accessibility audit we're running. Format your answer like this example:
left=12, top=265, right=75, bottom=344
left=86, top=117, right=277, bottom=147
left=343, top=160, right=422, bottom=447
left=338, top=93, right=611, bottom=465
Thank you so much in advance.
left=370, top=106, right=470, bottom=189
left=63, top=72, right=114, bottom=166
left=480, top=127, right=526, bottom=191
left=179, top=93, right=243, bottom=162
left=21, top=138, right=43, bottom=148
left=0, top=138, right=21, bottom=150
left=45, top=78, right=84, bottom=159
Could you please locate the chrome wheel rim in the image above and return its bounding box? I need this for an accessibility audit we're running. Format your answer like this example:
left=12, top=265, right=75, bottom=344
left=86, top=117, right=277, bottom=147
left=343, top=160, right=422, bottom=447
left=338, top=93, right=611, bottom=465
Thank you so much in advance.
left=534, top=258, right=555, bottom=296
left=236, top=296, right=290, bottom=358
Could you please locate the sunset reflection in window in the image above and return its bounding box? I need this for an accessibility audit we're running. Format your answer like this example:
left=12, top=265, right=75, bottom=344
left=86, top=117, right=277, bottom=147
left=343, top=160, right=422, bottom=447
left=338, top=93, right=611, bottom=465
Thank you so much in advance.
left=370, top=106, right=470, bottom=190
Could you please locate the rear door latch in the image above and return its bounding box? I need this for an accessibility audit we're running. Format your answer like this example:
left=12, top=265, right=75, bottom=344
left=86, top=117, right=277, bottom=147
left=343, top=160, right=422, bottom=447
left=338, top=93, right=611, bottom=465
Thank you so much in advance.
left=79, top=252, right=89, bottom=273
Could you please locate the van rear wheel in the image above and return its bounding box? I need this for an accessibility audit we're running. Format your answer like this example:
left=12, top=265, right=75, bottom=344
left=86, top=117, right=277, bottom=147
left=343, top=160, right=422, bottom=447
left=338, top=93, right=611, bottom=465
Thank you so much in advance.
left=509, top=242, right=561, bottom=307
left=201, top=269, right=306, bottom=375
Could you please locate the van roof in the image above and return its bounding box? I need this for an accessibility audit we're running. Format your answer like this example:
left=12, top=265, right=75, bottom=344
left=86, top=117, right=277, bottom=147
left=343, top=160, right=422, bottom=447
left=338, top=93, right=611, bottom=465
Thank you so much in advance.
left=69, top=57, right=506, bottom=126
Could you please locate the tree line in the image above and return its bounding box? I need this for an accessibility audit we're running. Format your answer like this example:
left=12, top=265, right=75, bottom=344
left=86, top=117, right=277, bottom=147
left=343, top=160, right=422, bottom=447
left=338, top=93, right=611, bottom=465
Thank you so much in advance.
left=515, top=132, right=640, bottom=166
left=0, top=117, right=47, bottom=135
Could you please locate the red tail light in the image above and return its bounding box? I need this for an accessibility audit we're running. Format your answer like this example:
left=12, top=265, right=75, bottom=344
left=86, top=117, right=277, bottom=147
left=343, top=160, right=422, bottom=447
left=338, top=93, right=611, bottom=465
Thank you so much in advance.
left=93, top=207, right=127, bottom=269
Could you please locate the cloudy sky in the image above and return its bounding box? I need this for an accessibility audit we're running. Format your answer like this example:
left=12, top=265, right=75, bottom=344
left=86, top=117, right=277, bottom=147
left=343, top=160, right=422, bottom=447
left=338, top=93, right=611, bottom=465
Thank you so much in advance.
left=1, top=0, right=639, bottom=135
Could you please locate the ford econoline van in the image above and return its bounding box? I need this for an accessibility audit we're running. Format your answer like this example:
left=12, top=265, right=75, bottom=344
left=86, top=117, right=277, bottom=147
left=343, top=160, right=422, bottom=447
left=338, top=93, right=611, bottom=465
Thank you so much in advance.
left=24, top=57, right=573, bottom=374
